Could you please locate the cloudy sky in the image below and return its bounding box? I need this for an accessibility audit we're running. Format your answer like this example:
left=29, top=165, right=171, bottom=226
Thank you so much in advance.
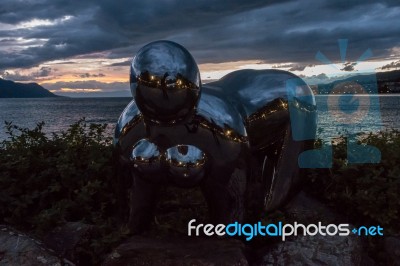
left=0, top=0, right=399, bottom=96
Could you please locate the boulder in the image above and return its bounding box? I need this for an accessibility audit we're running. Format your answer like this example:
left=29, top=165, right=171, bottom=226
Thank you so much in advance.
left=254, top=192, right=369, bottom=265
left=43, top=222, right=95, bottom=265
left=254, top=233, right=363, bottom=266
left=283, top=191, right=342, bottom=224
left=384, top=236, right=400, bottom=265
left=0, top=225, right=73, bottom=266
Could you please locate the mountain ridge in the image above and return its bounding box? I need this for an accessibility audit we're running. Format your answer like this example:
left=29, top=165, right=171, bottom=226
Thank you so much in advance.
left=307, top=70, right=400, bottom=94
left=0, top=78, right=58, bottom=98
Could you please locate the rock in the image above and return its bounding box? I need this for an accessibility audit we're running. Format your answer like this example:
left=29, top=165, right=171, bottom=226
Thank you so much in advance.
left=283, top=191, right=341, bottom=224
left=254, top=234, right=363, bottom=266
left=254, top=192, right=367, bottom=265
left=384, top=236, right=400, bottom=265
left=43, top=222, right=95, bottom=265
left=102, top=235, right=248, bottom=266
left=0, top=225, right=74, bottom=266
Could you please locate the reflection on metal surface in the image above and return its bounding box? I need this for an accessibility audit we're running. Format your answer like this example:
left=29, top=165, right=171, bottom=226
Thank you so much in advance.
left=203, top=69, right=317, bottom=151
left=197, top=90, right=246, bottom=137
left=130, top=139, right=162, bottom=174
left=166, top=145, right=206, bottom=166
left=130, top=40, right=201, bottom=125
left=115, top=41, right=317, bottom=229
left=115, top=100, right=142, bottom=140
left=166, top=145, right=206, bottom=186
left=196, top=115, right=248, bottom=143
left=246, top=98, right=288, bottom=124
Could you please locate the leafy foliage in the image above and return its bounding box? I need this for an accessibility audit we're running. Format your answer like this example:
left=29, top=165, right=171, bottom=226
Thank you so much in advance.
left=0, top=119, right=209, bottom=263
left=305, top=130, right=400, bottom=234
left=0, top=119, right=123, bottom=263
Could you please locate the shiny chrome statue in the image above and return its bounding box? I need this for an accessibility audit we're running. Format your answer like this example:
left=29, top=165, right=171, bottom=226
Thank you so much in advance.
left=114, top=40, right=316, bottom=233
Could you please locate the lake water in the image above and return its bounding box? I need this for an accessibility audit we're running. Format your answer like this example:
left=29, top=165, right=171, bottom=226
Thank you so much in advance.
left=0, top=97, right=131, bottom=140
left=1, top=95, right=400, bottom=141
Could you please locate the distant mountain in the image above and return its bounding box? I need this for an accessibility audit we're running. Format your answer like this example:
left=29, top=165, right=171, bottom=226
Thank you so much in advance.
left=313, top=70, right=400, bottom=94
left=0, top=79, right=58, bottom=98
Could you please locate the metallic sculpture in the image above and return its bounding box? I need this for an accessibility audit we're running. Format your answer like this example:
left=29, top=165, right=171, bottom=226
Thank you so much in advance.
left=114, top=40, right=316, bottom=233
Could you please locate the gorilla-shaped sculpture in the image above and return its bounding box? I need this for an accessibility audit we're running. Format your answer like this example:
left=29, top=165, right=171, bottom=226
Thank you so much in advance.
left=114, top=40, right=316, bottom=233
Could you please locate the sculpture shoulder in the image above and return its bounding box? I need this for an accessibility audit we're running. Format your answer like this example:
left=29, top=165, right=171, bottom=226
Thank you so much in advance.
left=115, top=100, right=142, bottom=141
left=207, top=69, right=314, bottom=117
left=197, top=85, right=246, bottom=137
left=209, top=69, right=303, bottom=93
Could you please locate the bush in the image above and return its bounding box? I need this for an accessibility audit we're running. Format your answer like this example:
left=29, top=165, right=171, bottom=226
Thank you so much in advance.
left=0, top=119, right=209, bottom=263
left=305, top=130, right=400, bottom=234
left=0, top=119, right=123, bottom=263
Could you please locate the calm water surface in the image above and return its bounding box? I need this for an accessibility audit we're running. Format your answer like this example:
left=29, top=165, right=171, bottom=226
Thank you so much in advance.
left=0, top=97, right=131, bottom=140
left=1, top=95, right=400, bottom=140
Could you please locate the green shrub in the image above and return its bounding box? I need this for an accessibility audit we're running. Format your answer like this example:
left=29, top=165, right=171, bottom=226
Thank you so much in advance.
left=305, top=130, right=400, bottom=234
left=0, top=119, right=123, bottom=263
left=0, top=119, right=115, bottom=229
left=0, top=119, right=208, bottom=263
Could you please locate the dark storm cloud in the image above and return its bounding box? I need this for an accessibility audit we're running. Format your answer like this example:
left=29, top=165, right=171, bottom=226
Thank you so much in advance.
left=36, top=66, right=52, bottom=77
left=0, top=0, right=91, bottom=24
left=74, top=73, right=106, bottom=78
left=108, top=60, right=131, bottom=67
left=381, top=60, right=400, bottom=70
left=271, top=63, right=308, bottom=71
left=300, top=73, right=331, bottom=85
left=288, top=65, right=306, bottom=71
left=1, top=71, right=34, bottom=81
left=0, top=0, right=399, bottom=70
left=1, top=66, right=53, bottom=81
left=341, top=62, right=357, bottom=72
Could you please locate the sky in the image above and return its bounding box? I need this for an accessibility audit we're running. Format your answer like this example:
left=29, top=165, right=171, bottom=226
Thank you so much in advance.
left=0, top=0, right=399, bottom=97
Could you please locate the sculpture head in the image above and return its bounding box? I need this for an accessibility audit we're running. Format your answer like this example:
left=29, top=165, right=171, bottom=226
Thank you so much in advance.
left=130, top=40, right=201, bottom=125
